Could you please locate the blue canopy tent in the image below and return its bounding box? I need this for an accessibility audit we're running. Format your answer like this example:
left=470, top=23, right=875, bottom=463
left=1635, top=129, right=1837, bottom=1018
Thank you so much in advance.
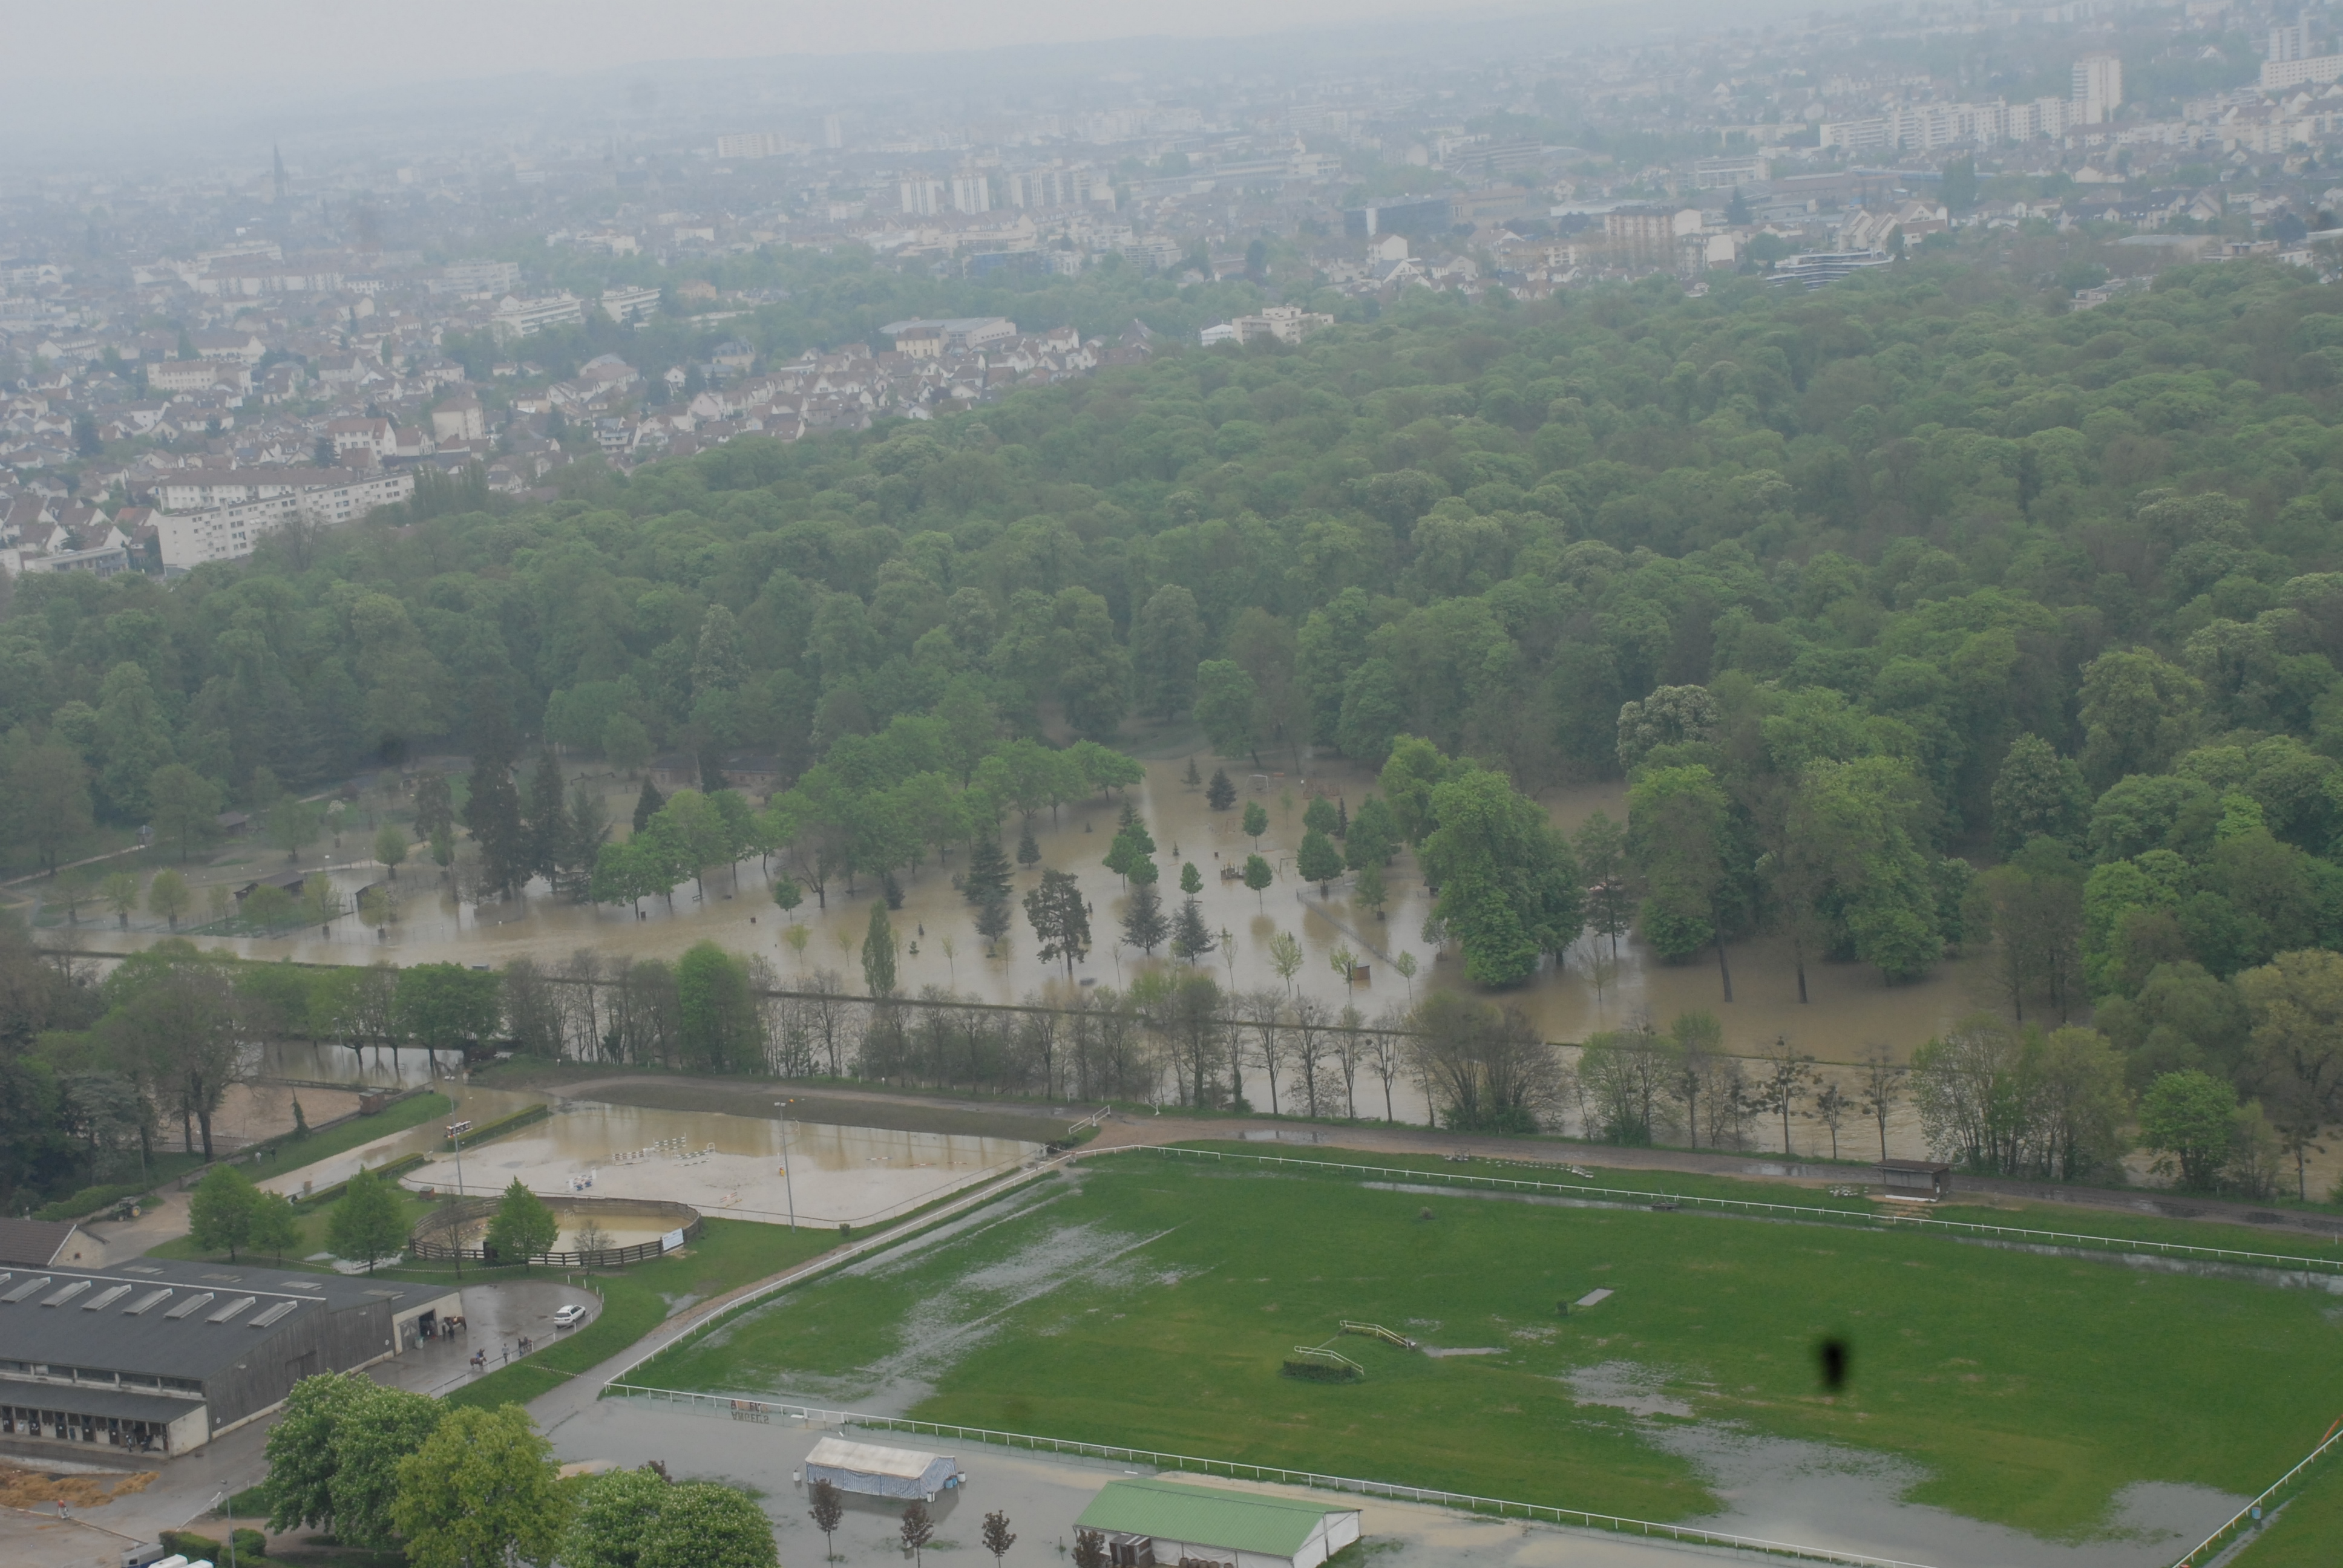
left=803, top=1437, right=963, bottom=1502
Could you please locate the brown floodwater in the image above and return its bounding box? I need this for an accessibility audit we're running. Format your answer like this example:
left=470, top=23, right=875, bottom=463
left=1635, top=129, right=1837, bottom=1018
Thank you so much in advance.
left=67, top=757, right=1990, bottom=1067
left=77, top=753, right=2343, bottom=1181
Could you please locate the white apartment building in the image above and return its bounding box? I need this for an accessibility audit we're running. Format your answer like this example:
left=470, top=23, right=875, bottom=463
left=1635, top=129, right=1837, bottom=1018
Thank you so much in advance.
left=950, top=174, right=992, bottom=215
left=1822, top=96, right=2073, bottom=151
left=433, top=260, right=521, bottom=295
left=716, top=131, right=787, bottom=159
left=1004, top=165, right=1102, bottom=207
left=490, top=292, right=586, bottom=339
left=601, top=284, right=663, bottom=324
left=2261, top=52, right=2343, bottom=89
left=153, top=468, right=414, bottom=571
left=2074, top=53, right=2124, bottom=123
left=900, top=179, right=946, bottom=217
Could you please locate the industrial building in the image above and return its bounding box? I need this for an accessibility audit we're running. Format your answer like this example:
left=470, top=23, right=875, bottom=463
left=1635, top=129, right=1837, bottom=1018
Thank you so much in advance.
left=0, top=1258, right=458, bottom=1456
left=1075, top=1477, right=1362, bottom=1568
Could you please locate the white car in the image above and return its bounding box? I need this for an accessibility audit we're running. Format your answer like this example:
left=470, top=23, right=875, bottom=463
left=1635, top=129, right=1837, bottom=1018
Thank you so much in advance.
left=552, top=1304, right=588, bottom=1328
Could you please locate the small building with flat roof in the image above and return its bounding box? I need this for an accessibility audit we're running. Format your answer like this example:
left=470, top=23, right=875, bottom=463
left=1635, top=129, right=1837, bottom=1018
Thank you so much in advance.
left=0, top=1258, right=457, bottom=1456
left=1075, top=1477, right=1362, bottom=1568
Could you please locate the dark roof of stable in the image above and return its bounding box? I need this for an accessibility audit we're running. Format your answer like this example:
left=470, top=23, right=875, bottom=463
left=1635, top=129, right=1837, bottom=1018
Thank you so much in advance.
left=0, top=1382, right=201, bottom=1423
left=0, top=1259, right=454, bottom=1383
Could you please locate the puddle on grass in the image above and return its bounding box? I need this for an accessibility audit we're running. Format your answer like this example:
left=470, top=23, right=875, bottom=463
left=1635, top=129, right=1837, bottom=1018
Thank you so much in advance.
left=1561, top=1382, right=2245, bottom=1568
left=700, top=1182, right=1173, bottom=1414
left=1565, top=1361, right=1695, bottom=1419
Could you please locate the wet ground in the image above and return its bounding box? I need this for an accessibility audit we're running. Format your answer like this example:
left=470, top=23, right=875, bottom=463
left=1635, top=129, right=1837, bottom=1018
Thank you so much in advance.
left=549, top=1393, right=2241, bottom=1568
left=402, top=1097, right=1036, bottom=1226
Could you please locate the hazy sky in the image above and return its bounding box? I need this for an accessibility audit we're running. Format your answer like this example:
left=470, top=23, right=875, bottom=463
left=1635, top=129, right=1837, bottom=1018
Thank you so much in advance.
left=9, top=0, right=1481, bottom=88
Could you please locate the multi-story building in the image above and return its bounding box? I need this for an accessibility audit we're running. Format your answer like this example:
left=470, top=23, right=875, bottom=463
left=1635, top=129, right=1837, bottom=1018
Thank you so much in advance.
left=900, top=178, right=946, bottom=217
left=433, top=260, right=520, bottom=295
left=1004, top=165, right=1100, bottom=208
left=601, top=284, right=662, bottom=324
left=715, top=131, right=787, bottom=159
left=489, top=292, right=586, bottom=339
left=152, top=467, right=415, bottom=570
left=950, top=173, right=992, bottom=215
left=2074, top=53, right=2124, bottom=124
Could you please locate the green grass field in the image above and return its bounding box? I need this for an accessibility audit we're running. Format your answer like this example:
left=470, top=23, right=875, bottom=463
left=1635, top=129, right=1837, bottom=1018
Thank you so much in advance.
left=1194, top=1143, right=2343, bottom=1264
left=2230, top=1450, right=2343, bottom=1566
left=637, top=1148, right=2343, bottom=1542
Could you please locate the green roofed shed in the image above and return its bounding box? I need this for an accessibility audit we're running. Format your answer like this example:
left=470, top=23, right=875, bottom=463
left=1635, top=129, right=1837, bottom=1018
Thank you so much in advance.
left=1074, top=1477, right=1362, bottom=1568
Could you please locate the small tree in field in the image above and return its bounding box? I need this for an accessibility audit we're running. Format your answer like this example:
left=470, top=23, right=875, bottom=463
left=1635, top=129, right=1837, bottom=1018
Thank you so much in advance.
left=808, top=1478, right=844, bottom=1561
left=375, top=823, right=409, bottom=877
left=900, top=1500, right=935, bottom=1567
left=981, top=1509, right=1017, bottom=1565
left=102, top=870, right=139, bottom=927
left=1242, top=800, right=1268, bottom=845
left=1073, top=1528, right=1107, bottom=1568
left=484, top=1177, right=559, bottom=1270
left=148, top=868, right=191, bottom=929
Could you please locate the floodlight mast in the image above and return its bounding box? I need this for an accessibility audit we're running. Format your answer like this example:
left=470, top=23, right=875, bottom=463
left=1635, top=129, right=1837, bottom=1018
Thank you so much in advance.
left=775, top=1100, right=798, bottom=1230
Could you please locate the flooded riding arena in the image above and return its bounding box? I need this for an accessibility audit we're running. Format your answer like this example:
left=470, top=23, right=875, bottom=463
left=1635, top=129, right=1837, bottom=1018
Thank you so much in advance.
left=404, top=1097, right=1037, bottom=1229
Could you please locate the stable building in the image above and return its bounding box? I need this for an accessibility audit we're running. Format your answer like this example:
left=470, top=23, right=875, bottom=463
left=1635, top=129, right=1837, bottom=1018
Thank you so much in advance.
left=0, top=1258, right=457, bottom=1456
left=1075, top=1477, right=1362, bottom=1568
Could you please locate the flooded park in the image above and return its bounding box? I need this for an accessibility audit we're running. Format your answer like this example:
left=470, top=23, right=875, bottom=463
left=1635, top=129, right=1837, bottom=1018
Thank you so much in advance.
left=31, top=746, right=2081, bottom=1172
left=46, top=751, right=1999, bottom=1057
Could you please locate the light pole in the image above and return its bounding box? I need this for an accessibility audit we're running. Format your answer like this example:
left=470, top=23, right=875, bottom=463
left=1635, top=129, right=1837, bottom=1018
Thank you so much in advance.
left=447, top=1070, right=471, bottom=1278
left=774, top=1100, right=798, bottom=1231
left=212, top=1489, right=237, bottom=1568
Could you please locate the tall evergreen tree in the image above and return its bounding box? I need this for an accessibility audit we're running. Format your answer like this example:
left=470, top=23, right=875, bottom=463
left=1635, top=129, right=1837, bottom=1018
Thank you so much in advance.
left=633, top=777, right=666, bottom=833
left=964, top=835, right=1012, bottom=904
left=1121, top=880, right=1168, bottom=955
left=524, top=748, right=565, bottom=882
left=1205, top=768, right=1236, bottom=811
left=1171, top=897, right=1214, bottom=961
left=464, top=711, right=526, bottom=898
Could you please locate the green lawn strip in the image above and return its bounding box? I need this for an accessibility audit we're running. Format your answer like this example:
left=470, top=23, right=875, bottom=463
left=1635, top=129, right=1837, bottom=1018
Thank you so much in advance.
left=441, top=1218, right=839, bottom=1410
left=645, top=1158, right=2343, bottom=1541
left=1151, top=1142, right=2343, bottom=1267
left=147, top=1190, right=443, bottom=1272
left=2228, top=1447, right=2343, bottom=1567
left=262, top=1091, right=451, bottom=1176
